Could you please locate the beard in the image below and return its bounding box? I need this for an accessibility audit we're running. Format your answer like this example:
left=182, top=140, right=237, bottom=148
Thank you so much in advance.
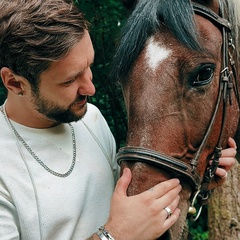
left=32, top=93, right=88, bottom=123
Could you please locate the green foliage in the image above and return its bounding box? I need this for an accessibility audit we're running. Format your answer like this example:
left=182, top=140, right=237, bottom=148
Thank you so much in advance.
left=0, top=80, right=6, bottom=105
left=74, top=0, right=129, bottom=148
left=188, top=205, right=208, bottom=239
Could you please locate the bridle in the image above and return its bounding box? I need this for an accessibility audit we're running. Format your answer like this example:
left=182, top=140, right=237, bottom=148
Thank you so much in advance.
left=116, top=1, right=239, bottom=220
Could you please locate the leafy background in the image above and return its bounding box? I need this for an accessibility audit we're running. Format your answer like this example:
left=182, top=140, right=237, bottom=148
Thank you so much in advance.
left=0, top=0, right=207, bottom=238
left=74, top=0, right=128, bottom=149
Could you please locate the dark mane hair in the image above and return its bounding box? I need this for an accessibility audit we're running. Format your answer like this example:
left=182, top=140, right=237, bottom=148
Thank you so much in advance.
left=112, top=0, right=240, bottom=83
left=112, top=0, right=199, bottom=82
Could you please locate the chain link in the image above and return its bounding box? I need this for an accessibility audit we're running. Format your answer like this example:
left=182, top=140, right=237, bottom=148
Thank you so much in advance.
left=1, top=106, right=76, bottom=177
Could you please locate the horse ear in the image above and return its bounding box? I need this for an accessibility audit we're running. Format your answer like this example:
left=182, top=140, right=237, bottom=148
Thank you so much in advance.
left=121, top=0, right=138, bottom=10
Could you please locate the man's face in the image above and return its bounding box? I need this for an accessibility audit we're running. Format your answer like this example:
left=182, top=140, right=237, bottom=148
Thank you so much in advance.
left=31, top=31, right=95, bottom=123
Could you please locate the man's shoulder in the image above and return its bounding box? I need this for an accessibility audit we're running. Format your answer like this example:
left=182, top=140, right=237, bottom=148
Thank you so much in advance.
left=80, top=103, right=111, bottom=134
left=86, top=103, right=101, bottom=114
left=83, top=103, right=104, bottom=122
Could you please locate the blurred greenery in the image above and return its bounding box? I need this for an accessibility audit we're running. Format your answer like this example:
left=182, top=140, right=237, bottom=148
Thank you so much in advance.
left=0, top=80, right=6, bottom=105
left=188, top=205, right=208, bottom=239
left=0, top=0, right=208, bottom=238
left=74, top=0, right=128, bottom=149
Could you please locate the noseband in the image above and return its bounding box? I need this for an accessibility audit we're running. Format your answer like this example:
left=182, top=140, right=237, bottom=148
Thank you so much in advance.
left=116, top=1, right=239, bottom=220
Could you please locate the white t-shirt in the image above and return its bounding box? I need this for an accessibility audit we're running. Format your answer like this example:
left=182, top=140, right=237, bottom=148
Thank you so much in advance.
left=0, top=103, right=118, bottom=240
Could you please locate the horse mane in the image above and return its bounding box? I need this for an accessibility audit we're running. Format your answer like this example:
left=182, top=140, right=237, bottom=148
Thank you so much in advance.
left=112, top=0, right=240, bottom=83
left=223, top=0, right=240, bottom=55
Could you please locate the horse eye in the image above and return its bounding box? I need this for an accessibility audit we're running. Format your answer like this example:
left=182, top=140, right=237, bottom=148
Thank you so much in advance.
left=193, top=65, right=215, bottom=87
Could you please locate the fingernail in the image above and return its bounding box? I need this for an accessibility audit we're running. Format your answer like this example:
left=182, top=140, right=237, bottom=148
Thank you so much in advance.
left=173, top=178, right=180, bottom=184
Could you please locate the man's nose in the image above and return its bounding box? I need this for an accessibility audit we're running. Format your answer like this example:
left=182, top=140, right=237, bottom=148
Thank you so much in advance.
left=77, top=68, right=95, bottom=96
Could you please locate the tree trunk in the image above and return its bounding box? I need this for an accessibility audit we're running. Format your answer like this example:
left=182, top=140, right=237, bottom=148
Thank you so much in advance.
left=208, top=160, right=240, bottom=240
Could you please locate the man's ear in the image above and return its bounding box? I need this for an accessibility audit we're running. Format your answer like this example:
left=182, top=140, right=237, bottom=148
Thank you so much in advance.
left=1, top=67, right=26, bottom=95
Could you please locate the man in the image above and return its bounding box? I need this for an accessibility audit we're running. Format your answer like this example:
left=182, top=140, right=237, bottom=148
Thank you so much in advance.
left=0, top=0, right=236, bottom=239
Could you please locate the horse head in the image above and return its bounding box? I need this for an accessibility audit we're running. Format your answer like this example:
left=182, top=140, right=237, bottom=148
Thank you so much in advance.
left=113, top=0, right=240, bottom=239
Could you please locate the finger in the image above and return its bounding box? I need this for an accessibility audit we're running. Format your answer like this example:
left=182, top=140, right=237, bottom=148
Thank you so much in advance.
left=154, top=196, right=181, bottom=237
left=215, top=167, right=228, bottom=178
left=228, top=137, right=237, bottom=149
left=221, top=147, right=237, bottom=159
left=208, top=168, right=228, bottom=189
left=158, top=184, right=181, bottom=207
left=145, top=179, right=181, bottom=199
left=115, top=168, right=132, bottom=196
left=160, top=195, right=180, bottom=220
left=218, top=157, right=236, bottom=171
left=161, top=208, right=181, bottom=232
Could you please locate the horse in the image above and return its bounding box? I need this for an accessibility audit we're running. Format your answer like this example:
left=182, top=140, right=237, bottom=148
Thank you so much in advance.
left=112, top=0, right=240, bottom=239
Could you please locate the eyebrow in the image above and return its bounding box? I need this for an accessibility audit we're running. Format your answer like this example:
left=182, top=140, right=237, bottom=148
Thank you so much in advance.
left=64, top=62, right=94, bottom=81
left=67, top=71, right=83, bottom=81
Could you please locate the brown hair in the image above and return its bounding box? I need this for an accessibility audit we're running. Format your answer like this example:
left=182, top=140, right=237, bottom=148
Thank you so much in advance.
left=0, top=0, right=89, bottom=88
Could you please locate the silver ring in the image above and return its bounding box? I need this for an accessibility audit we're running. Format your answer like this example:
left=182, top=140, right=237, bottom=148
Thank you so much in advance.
left=164, top=207, right=172, bottom=219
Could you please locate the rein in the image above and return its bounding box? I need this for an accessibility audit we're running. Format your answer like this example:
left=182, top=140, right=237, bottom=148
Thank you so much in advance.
left=116, top=1, right=239, bottom=220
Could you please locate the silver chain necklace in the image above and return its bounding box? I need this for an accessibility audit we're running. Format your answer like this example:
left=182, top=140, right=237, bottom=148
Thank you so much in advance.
left=1, top=106, right=76, bottom=178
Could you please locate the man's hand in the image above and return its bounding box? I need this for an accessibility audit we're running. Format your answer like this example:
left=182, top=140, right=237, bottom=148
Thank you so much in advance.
left=104, top=168, right=181, bottom=240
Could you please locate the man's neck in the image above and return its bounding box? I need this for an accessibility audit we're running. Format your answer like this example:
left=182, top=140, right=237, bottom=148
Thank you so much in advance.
left=4, top=98, right=59, bottom=129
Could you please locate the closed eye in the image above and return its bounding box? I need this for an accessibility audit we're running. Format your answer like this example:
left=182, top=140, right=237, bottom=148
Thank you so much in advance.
left=63, top=78, right=76, bottom=85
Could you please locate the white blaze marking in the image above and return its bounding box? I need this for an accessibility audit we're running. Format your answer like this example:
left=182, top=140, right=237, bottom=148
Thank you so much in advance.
left=145, top=37, right=171, bottom=71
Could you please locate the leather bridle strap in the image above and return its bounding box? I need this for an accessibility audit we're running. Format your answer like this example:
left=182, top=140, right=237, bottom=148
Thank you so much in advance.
left=192, top=2, right=235, bottom=200
left=190, top=2, right=232, bottom=166
left=117, top=146, right=201, bottom=189
left=192, top=2, right=231, bottom=29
